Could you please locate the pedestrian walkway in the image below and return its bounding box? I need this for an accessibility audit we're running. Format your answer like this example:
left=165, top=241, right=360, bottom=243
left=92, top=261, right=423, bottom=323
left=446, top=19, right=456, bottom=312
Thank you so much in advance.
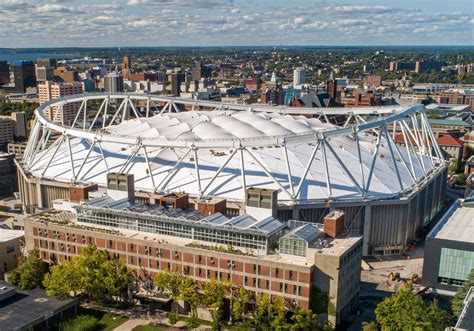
left=114, top=318, right=148, bottom=331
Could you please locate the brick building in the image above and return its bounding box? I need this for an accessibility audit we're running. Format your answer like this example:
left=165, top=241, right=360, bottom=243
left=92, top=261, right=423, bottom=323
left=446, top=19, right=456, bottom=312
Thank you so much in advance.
left=23, top=180, right=362, bottom=327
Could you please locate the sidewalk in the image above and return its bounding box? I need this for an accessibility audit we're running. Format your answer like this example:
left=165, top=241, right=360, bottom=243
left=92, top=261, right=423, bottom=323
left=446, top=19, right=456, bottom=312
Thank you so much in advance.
left=114, top=318, right=149, bottom=331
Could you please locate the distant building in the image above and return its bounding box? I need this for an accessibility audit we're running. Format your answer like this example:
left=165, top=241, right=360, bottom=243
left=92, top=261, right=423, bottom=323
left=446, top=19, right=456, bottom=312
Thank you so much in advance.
left=53, top=66, right=79, bottom=83
left=104, top=72, right=124, bottom=93
left=291, top=92, right=333, bottom=108
left=343, top=90, right=381, bottom=107
left=168, top=72, right=185, bottom=96
left=38, top=81, right=83, bottom=125
left=261, top=89, right=285, bottom=105
left=122, top=54, right=132, bottom=80
left=436, top=134, right=464, bottom=161
left=35, top=66, right=54, bottom=82
left=415, top=61, right=444, bottom=73
left=365, top=75, right=382, bottom=87
left=156, top=71, right=167, bottom=82
left=422, top=194, right=474, bottom=294
left=10, top=111, right=27, bottom=139
left=36, top=58, right=57, bottom=68
left=0, top=152, right=16, bottom=197
left=293, top=67, right=306, bottom=87
left=438, top=90, right=474, bottom=111
left=0, top=117, right=14, bottom=150
left=0, top=61, right=9, bottom=86
left=389, top=61, right=416, bottom=72
left=13, top=61, right=36, bottom=93
left=427, top=118, right=472, bottom=137
left=326, top=72, right=339, bottom=103
left=192, top=63, right=212, bottom=81
left=130, top=72, right=157, bottom=82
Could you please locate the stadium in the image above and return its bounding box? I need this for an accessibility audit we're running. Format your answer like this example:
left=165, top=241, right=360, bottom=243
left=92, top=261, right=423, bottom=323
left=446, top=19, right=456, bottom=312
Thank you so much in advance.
left=17, top=93, right=448, bottom=256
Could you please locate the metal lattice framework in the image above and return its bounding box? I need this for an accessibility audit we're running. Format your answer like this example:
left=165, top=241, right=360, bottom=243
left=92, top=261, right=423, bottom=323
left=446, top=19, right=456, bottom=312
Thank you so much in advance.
left=22, top=92, right=445, bottom=203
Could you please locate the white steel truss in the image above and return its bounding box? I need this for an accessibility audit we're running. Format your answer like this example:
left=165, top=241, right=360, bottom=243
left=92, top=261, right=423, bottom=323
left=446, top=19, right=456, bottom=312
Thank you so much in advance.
left=23, top=93, right=446, bottom=202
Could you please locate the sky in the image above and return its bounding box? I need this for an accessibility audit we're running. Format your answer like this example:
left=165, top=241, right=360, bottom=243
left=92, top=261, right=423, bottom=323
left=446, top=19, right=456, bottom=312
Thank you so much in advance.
left=0, top=0, right=473, bottom=48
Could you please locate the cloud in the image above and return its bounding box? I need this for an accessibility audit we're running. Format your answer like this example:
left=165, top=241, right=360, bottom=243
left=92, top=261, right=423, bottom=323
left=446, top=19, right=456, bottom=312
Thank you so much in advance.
left=0, top=0, right=28, bottom=10
left=0, top=1, right=471, bottom=47
left=36, top=4, right=74, bottom=13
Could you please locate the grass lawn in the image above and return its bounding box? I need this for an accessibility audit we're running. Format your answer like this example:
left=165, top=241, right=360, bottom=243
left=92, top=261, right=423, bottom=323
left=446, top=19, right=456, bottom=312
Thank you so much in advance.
left=77, top=307, right=129, bottom=331
left=132, top=324, right=166, bottom=331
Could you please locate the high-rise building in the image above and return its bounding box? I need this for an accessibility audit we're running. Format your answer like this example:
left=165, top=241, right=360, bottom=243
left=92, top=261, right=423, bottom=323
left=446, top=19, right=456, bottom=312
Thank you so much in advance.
left=261, top=89, right=285, bottom=105
left=36, top=58, right=57, bottom=68
left=293, top=67, right=306, bottom=87
left=0, top=117, right=14, bottom=150
left=156, top=71, right=167, bottom=82
left=104, top=72, right=124, bottom=93
left=13, top=61, right=36, bottom=93
left=38, top=81, right=83, bottom=125
left=169, top=72, right=185, bottom=96
left=0, top=152, right=16, bottom=197
left=0, top=61, right=9, bottom=86
left=326, top=72, right=338, bottom=101
left=11, top=112, right=27, bottom=139
left=122, top=55, right=132, bottom=80
left=191, top=63, right=212, bottom=81
left=36, top=66, right=54, bottom=82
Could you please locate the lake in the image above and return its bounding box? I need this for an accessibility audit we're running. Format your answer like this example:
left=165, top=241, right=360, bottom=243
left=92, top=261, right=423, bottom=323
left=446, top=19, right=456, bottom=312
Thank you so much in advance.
left=0, top=51, right=77, bottom=63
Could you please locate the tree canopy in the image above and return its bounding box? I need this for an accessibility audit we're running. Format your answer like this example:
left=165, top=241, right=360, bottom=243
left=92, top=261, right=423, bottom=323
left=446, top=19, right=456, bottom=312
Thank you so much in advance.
left=43, top=245, right=131, bottom=303
left=375, top=284, right=451, bottom=331
left=451, top=269, right=474, bottom=317
left=9, top=249, right=49, bottom=290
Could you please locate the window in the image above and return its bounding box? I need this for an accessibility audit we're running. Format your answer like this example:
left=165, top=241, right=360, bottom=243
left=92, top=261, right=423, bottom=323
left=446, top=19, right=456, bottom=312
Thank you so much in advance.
left=6, top=244, right=14, bottom=253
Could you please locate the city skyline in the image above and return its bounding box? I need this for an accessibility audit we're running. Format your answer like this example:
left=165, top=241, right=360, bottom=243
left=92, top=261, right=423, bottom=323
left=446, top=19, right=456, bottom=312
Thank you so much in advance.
left=0, top=0, right=472, bottom=48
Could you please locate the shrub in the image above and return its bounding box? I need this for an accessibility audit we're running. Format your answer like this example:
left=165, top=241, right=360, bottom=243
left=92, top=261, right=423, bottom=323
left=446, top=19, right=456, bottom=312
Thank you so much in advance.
left=58, top=315, right=98, bottom=331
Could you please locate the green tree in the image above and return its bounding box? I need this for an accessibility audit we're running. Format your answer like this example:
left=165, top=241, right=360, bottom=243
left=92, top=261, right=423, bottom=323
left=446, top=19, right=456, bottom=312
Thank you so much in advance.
left=43, top=258, right=81, bottom=297
left=269, top=296, right=288, bottom=330
left=203, top=279, right=229, bottom=330
left=153, top=269, right=183, bottom=323
left=375, top=284, right=451, bottom=331
left=232, top=286, right=249, bottom=323
left=362, top=321, right=379, bottom=331
left=178, top=276, right=201, bottom=320
left=452, top=269, right=474, bottom=317
left=43, top=245, right=131, bottom=303
left=289, top=307, right=318, bottom=331
left=9, top=249, right=49, bottom=290
left=254, top=293, right=271, bottom=328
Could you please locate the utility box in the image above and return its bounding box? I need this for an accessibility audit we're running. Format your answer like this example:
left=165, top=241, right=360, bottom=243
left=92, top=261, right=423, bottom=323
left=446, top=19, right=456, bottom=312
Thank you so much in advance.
left=107, top=173, right=135, bottom=201
left=69, top=183, right=98, bottom=203
left=196, top=197, right=227, bottom=216
left=324, top=210, right=345, bottom=238
left=159, top=192, right=189, bottom=210
left=245, top=187, right=278, bottom=219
